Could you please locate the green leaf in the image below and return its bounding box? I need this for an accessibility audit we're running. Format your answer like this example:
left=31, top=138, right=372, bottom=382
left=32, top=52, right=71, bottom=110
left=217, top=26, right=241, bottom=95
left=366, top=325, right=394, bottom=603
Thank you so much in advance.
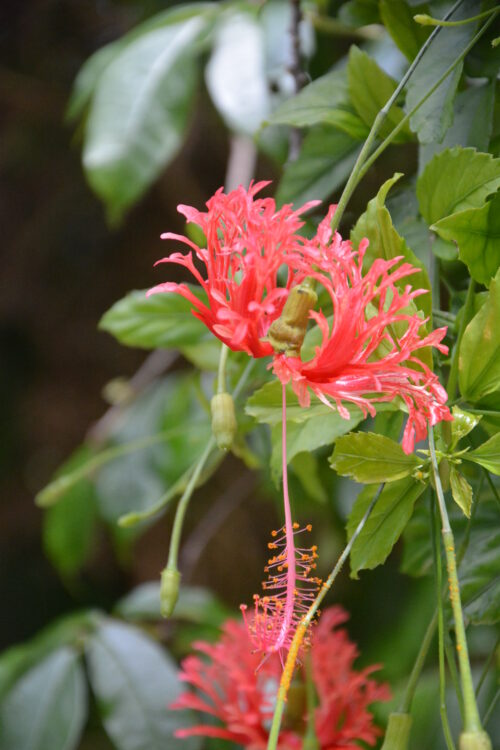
left=268, top=68, right=369, bottom=139
left=245, top=380, right=329, bottom=425
left=449, top=466, right=473, bottom=517
left=347, top=477, right=426, bottom=577
left=420, top=82, right=496, bottom=167
left=402, top=494, right=500, bottom=622
left=116, top=583, right=230, bottom=627
left=459, top=269, right=500, bottom=402
left=0, top=612, right=98, bottom=701
left=380, top=0, right=430, bottom=61
left=95, top=376, right=212, bottom=523
left=464, top=432, right=500, bottom=476
left=43, top=447, right=98, bottom=577
left=405, top=0, right=478, bottom=144
left=338, top=0, right=380, bottom=26
left=417, top=147, right=500, bottom=225
left=276, top=126, right=361, bottom=205
left=352, top=173, right=432, bottom=320
left=461, top=526, right=500, bottom=625
left=331, top=432, right=421, bottom=483
left=206, top=11, right=270, bottom=134
left=67, top=4, right=215, bottom=123
left=400, top=496, right=432, bottom=577
left=0, top=647, right=87, bottom=750
left=450, top=406, right=481, bottom=450
left=66, top=40, right=126, bottom=122
left=86, top=620, right=200, bottom=750
left=82, top=16, right=208, bottom=223
left=271, top=407, right=364, bottom=482
left=432, top=192, right=500, bottom=287
left=99, top=287, right=208, bottom=350
left=290, top=453, right=327, bottom=503
left=347, top=46, right=411, bottom=142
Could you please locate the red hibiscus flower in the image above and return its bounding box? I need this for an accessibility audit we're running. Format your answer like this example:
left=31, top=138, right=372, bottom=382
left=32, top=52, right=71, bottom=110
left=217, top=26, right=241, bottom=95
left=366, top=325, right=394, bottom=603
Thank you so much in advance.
left=148, top=182, right=319, bottom=358
left=272, top=207, right=452, bottom=454
left=172, top=606, right=391, bottom=750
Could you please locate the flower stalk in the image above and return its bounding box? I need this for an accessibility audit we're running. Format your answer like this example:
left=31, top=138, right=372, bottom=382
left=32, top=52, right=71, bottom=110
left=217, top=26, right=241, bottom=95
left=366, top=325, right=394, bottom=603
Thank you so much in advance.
left=161, top=353, right=254, bottom=618
left=429, top=429, right=492, bottom=749
left=266, top=483, right=385, bottom=750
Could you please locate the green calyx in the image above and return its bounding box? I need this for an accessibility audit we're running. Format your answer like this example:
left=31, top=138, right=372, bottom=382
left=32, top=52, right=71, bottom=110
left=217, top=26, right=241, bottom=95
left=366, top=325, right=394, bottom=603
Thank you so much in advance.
left=459, top=731, right=493, bottom=750
left=380, top=712, right=413, bottom=750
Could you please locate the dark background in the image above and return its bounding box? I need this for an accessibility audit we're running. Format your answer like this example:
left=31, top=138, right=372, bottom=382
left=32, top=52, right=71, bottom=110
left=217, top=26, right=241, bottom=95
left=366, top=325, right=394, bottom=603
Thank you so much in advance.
left=0, top=0, right=244, bottom=650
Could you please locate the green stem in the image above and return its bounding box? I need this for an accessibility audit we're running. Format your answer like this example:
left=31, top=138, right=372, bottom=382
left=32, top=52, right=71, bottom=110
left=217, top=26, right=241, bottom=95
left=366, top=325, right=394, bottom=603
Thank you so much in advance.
left=303, top=654, right=320, bottom=750
left=429, top=429, right=484, bottom=734
left=400, top=611, right=437, bottom=713
left=357, top=12, right=498, bottom=185
left=475, top=636, right=500, bottom=698
left=445, top=631, right=465, bottom=722
left=433, top=310, right=456, bottom=324
left=448, top=279, right=476, bottom=399
left=217, top=343, right=229, bottom=394
left=463, top=408, right=500, bottom=418
left=166, top=347, right=253, bottom=572
left=266, top=483, right=385, bottom=750
left=118, top=452, right=222, bottom=527
left=166, top=437, right=216, bottom=570
left=305, top=10, right=381, bottom=40
left=414, top=8, right=498, bottom=27
left=482, top=470, right=500, bottom=509
left=399, top=472, right=485, bottom=716
left=433, top=494, right=457, bottom=750
left=331, top=0, right=466, bottom=230
left=483, top=688, right=499, bottom=727
left=35, top=424, right=204, bottom=507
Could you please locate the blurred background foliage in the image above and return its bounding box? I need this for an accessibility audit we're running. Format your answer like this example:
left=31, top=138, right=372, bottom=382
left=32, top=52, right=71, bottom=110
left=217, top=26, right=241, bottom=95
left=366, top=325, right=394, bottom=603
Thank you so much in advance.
left=1, top=1, right=499, bottom=749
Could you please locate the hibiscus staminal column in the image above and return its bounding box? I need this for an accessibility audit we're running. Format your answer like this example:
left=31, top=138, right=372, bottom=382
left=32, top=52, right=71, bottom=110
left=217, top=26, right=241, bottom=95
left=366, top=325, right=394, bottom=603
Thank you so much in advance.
left=241, top=384, right=320, bottom=662
left=279, top=381, right=297, bottom=651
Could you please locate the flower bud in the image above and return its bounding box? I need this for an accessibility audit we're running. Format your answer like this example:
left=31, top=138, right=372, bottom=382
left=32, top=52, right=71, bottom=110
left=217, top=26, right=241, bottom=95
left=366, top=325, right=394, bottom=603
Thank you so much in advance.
left=211, top=392, right=237, bottom=450
left=267, top=279, right=317, bottom=357
left=459, top=731, right=492, bottom=750
left=160, top=565, right=181, bottom=618
left=380, top=713, right=412, bottom=750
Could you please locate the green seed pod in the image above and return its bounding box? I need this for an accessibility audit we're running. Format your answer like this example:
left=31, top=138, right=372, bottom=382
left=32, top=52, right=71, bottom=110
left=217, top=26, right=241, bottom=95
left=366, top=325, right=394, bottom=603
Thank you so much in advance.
left=380, top=713, right=412, bottom=750
left=459, top=731, right=492, bottom=750
left=211, top=392, right=237, bottom=451
left=160, top=566, right=181, bottom=618
left=267, top=280, right=317, bottom=358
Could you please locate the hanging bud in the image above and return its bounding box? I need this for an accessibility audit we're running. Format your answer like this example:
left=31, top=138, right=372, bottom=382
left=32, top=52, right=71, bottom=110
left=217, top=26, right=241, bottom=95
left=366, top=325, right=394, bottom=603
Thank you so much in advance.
left=459, top=731, right=492, bottom=750
left=160, top=565, right=181, bottom=618
left=380, top=713, right=412, bottom=750
left=266, top=279, right=317, bottom=357
left=211, top=392, right=237, bottom=450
